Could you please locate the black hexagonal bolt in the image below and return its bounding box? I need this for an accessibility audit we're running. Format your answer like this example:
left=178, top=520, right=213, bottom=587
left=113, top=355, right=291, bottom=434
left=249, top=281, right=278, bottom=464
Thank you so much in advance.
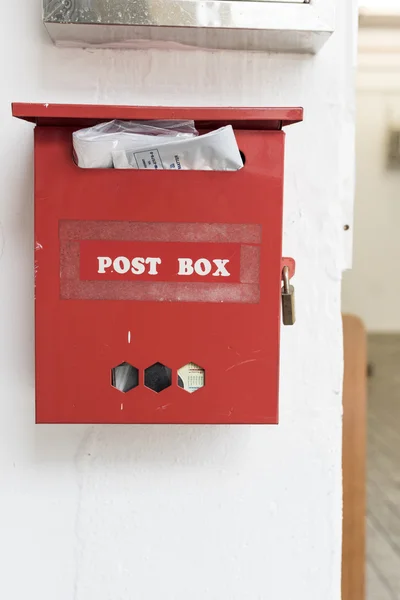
left=145, top=363, right=172, bottom=393
left=111, top=362, right=139, bottom=393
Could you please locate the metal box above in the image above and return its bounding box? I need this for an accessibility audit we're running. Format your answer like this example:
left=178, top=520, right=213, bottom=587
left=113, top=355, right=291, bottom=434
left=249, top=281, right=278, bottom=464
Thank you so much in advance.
left=43, top=0, right=334, bottom=54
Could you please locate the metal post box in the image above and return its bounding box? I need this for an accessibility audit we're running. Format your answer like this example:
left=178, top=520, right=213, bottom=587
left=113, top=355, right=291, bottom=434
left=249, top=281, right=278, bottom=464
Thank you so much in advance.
left=12, top=104, right=303, bottom=425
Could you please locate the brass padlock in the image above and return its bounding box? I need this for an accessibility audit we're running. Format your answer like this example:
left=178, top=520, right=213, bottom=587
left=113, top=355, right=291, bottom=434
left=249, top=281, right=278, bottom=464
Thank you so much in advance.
left=281, top=266, right=296, bottom=326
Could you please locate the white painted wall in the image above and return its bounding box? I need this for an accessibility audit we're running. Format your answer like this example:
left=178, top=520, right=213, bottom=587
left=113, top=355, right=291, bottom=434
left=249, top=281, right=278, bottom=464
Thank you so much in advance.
left=0, top=1, right=355, bottom=599
left=359, top=0, right=400, bottom=12
left=342, top=28, right=400, bottom=332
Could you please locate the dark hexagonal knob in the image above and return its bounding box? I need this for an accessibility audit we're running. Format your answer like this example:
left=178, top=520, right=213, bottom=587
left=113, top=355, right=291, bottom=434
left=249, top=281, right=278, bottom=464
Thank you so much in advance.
left=145, top=363, right=172, bottom=393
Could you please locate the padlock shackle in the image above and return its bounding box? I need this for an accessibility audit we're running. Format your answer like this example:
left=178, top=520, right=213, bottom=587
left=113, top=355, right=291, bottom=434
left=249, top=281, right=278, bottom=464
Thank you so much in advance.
left=282, top=266, right=290, bottom=294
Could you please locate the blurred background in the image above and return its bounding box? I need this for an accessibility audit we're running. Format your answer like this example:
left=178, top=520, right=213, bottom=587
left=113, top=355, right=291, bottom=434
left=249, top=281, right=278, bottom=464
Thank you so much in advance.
left=342, top=1, right=400, bottom=598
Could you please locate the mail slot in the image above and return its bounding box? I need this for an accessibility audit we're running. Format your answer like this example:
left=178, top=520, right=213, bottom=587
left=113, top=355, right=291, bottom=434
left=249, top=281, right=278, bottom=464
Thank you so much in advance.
left=12, top=103, right=303, bottom=424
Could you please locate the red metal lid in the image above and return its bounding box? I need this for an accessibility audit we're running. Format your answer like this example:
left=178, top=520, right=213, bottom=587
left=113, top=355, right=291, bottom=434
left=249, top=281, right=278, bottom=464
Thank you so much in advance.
left=12, top=103, right=303, bottom=130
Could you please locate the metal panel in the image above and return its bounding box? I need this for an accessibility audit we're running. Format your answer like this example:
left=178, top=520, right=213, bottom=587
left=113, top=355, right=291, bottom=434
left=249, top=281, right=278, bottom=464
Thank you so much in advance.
left=12, top=103, right=304, bottom=129
left=42, top=0, right=333, bottom=53
left=44, top=0, right=307, bottom=25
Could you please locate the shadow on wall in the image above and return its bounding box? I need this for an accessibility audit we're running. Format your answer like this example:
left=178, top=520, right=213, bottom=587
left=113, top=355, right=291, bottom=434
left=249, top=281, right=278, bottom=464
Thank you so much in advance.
left=33, top=423, right=258, bottom=468
left=1, top=122, right=35, bottom=387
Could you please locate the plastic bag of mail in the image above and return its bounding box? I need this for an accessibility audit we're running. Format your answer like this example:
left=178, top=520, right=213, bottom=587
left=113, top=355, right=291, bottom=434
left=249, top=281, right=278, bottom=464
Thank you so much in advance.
left=112, top=126, right=243, bottom=171
left=73, top=119, right=198, bottom=169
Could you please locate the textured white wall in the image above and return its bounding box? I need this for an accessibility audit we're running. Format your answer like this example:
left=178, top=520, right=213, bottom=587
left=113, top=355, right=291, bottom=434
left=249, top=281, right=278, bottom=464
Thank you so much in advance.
left=342, top=28, right=400, bottom=332
left=0, top=1, right=355, bottom=599
left=360, top=0, right=400, bottom=10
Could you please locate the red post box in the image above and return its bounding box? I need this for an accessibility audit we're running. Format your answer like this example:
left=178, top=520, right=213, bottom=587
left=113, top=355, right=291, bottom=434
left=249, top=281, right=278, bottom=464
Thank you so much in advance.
left=12, top=104, right=303, bottom=424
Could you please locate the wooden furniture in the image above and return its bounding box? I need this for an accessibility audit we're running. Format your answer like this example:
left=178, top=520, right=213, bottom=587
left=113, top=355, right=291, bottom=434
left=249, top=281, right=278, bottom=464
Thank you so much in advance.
left=342, top=314, right=367, bottom=600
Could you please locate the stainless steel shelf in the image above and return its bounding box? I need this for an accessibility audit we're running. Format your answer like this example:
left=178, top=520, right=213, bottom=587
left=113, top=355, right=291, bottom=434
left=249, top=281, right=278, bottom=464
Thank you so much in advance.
left=43, top=0, right=334, bottom=53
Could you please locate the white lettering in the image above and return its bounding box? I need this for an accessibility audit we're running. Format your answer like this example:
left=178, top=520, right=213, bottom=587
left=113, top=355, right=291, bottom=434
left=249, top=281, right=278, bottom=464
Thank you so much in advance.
left=97, top=256, right=112, bottom=274
left=96, top=254, right=231, bottom=278
left=131, top=257, right=145, bottom=275
left=195, top=258, right=212, bottom=276
left=114, top=256, right=130, bottom=274
left=178, top=258, right=194, bottom=276
left=145, top=257, right=162, bottom=275
left=212, top=259, right=230, bottom=277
